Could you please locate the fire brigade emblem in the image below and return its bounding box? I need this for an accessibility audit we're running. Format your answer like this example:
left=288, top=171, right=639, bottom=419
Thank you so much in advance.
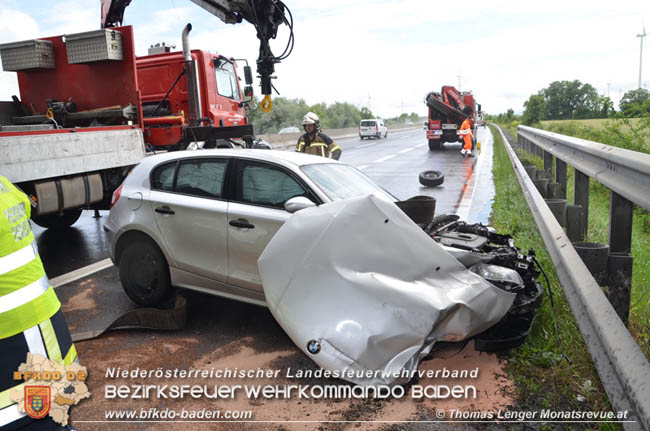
left=25, top=386, right=51, bottom=419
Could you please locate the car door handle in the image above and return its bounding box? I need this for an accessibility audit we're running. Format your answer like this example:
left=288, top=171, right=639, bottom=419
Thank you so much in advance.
left=229, top=218, right=255, bottom=229
left=155, top=206, right=175, bottom=215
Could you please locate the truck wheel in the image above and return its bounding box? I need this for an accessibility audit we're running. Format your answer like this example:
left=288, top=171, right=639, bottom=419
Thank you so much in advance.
left=119, top=239, right=172, bottom=307
left=419, top=170, right=445, bottom=187
left=428, top=139, right=442, bottom=151
left=32, top=209, right=83, bottom=230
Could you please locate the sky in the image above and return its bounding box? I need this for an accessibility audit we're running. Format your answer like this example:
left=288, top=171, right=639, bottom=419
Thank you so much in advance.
left=0, top=0, right=649, bottom=118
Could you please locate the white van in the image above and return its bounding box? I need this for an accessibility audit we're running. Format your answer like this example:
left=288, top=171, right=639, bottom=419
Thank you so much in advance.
left=359, top=119, right=388, bottom=139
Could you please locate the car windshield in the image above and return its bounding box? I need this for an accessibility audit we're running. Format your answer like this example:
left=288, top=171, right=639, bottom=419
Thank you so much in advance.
left=301, top=163, right=397, bottom=202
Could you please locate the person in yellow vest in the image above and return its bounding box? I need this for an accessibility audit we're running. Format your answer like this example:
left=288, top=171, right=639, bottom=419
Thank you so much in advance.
left=295, top=112, right=342, bottom=160
left=0, top=176, right=78, bottom=430
left=459, top=106, right=474, bottom=158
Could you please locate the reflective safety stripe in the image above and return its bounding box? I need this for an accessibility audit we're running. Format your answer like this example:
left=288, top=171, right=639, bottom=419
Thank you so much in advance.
left=39, top=319, right=62, bottom=363
left=0, top=275, right=49, bottom=314
left=309, top=143, right=328, bottom=147
left=0, top=242, right=38, bottom=276
left=0, top=383, right=25, bottom=410
left=24, top=324, right=47, bottom=358
left=64, top=344, right=77, bottom=365
left=0, top=286, right=60, bottom=339
left=0, top=402, right=25, bottom=425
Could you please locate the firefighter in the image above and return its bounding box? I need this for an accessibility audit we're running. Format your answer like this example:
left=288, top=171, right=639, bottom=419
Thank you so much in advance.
left=459, top=106, right=474, bottom=157
left=295, top=112, right=342, bottom=160
left=0, top=176, right=78, bottom=430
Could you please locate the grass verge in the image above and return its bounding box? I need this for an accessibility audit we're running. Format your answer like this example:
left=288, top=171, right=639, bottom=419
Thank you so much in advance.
left=488, top=124, right=623, bottom=430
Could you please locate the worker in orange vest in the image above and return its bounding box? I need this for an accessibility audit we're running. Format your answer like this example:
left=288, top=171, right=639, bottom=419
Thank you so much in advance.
left=459, top=106, right=474, bottom=157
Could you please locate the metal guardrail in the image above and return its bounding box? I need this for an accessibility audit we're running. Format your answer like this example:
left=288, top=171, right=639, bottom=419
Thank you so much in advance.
left=494, top=124, right=650, bottom=431
left=517, top=125, right=650, bottom=212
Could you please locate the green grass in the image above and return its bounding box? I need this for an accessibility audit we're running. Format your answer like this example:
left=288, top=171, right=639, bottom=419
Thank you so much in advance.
left=488, top=124, right=628, bottom=429
left=539, top=118, right=650, bottom=153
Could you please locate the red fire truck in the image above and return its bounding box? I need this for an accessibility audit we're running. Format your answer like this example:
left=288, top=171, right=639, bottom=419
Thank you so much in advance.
left=0, top=0, right=293, bottom=229
left=424, top=86, right=481, bottom=151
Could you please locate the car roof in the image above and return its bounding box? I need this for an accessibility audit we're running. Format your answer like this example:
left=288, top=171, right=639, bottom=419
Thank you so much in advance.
left=139, top=149, right=338, bottom=170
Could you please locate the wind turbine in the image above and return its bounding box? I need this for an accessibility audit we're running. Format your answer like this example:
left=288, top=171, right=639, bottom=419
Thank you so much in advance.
left=637, top=25, right=647, bottom=89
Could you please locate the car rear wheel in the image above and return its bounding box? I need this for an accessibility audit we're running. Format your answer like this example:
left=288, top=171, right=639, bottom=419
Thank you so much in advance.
left=419, top=170, right=445, bottom=187
left=119, top=239, right=172, bottom=307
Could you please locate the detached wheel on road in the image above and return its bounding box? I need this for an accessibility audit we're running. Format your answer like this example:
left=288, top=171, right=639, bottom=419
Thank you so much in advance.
left=119, top=239, right=172, bottom=307
left=32, top=209, right=83, bottom=230
left=419, top=170, right=445, bottom=187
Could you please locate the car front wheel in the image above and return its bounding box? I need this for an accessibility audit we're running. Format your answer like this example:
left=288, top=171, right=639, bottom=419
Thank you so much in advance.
left=119, top=239, right=172, bottom=307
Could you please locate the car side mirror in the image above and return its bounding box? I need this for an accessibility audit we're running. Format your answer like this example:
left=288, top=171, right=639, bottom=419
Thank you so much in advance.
left=284, top=196, right=316, bottom=213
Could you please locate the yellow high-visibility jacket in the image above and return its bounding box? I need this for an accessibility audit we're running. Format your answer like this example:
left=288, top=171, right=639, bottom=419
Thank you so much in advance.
left=0, top=176, right=78, bottom=428
left=295, top=132, right=342, bottom=160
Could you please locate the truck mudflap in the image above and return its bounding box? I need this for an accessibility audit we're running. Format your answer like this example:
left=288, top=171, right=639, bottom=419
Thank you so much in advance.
left=258, top=194, right=516, bottom=386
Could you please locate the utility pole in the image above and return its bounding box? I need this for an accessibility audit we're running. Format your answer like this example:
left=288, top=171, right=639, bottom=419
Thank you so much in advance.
left=637, top=26, right=647, bottom=89
left=606, top=82, right=611, bottom=99
left=457, top=73, right=463, bottom=91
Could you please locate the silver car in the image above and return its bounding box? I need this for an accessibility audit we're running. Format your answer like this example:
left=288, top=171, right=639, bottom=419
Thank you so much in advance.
left=105, top=149, right=396, bottom=307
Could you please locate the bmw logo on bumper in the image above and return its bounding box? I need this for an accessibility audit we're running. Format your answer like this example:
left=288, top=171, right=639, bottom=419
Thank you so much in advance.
left=307, top=339, right=321, bottom=354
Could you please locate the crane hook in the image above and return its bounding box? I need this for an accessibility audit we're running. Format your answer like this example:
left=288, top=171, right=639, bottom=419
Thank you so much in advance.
left=261, top=94, right=272, bottom=113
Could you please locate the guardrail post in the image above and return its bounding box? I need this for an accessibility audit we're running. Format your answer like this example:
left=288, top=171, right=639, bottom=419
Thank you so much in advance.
left=556, top=159, right=567, bottom=199
left=606, top=192, right=634, bottom=326
left=543, top=150, right=553, bottom=179
left=574, top=169, right=589, bottom=238
left=608, top=192, right=633, bottom=254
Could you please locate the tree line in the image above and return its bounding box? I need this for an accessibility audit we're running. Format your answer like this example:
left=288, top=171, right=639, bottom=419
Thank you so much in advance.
left=489, top=80, right=650, bottom=125
left=246, top=97, right=421, bottom=135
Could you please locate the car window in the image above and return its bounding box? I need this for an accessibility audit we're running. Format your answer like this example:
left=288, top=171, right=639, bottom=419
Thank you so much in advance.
left=240, top=163, right=307, bottom=208
left=301, top=163, right=397, bottom=202
left=151, top=162, right=177, bottom=191
left=175, top=159, right=228, bottom=198
left=360, top=120, right=376, bottom=127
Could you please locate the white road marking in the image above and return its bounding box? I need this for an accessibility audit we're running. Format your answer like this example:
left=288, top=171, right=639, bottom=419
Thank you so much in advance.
left=415, top=143, right=426, bottom=148
left=399, top=147, right=415, bottom=153
left=357, top=143, right=376, bottom=149
left=357, top=165, right=369, bottom=170
left=373, top=155, right=395, bottom=163
left=51, top=258, right=114, bottom=288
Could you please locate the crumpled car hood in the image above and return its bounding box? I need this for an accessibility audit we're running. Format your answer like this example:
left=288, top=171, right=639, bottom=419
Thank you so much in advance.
left=258, top=194, right=515, bottom=386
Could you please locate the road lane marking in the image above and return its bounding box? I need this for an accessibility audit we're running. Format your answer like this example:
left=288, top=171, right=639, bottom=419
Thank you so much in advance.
left=357, top=142, right=376, bottom=149
left=372, top=155, right=395, bottom=163
left=357, top=165, right=369, bottom=170
left=51, top=258, right=113, bottom=289
left=415, top=143, right=426, bottom=148
left=399, top=147, right=415, bottom=153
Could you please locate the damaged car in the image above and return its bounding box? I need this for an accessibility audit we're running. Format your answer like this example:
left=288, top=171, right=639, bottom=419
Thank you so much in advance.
left=105, top=150, right=544, bottom=386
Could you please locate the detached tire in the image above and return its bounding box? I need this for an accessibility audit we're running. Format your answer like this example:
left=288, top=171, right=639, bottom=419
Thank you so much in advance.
left=32, top=209, right=83, bottom=230
left=419, top=170, right=444, bottom=187
left=119, top=239, right=172, bottom=307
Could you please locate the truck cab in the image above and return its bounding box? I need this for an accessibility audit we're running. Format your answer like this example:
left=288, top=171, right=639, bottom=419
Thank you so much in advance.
left=137, top=49, right=250, bottom=149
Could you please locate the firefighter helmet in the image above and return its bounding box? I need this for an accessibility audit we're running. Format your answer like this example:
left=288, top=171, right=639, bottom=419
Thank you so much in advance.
left=302, top=112, right=320, bottom=127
